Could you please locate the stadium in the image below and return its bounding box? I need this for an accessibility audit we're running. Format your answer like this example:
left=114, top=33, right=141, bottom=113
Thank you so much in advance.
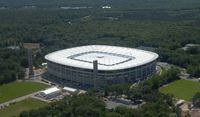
left=45, top=45, right=159, bottom=88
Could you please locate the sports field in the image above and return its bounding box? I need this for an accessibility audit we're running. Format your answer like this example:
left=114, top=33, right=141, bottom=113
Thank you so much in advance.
left=160, top=79, right=200, bottom=101
left=0, top=98, right=47, bottom=117
left=0, top=81, right=48, bottom=103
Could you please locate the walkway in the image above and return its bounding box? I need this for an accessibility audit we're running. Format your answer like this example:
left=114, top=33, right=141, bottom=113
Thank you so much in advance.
left=0, top=90, right=44, bottom=109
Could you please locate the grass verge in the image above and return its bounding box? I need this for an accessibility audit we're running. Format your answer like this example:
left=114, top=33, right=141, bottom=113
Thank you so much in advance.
left=0, top=98, right=47, bottom=117
left=0, top=81, right=48, bottom=103
left=160, top=79, right=200, bottom=101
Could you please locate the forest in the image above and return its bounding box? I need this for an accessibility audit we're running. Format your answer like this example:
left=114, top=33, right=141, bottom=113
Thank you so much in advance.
left=0, top=0, right=200, bottom=83
left=19, top=68, right=181, bottom=117
left=0, top=0, right=200, bottom=116
left=1, top=8, right=200, bottom=80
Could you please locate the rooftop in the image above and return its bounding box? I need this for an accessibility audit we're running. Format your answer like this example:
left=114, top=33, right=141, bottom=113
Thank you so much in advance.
left=45, top=45, right=158, bottom=71
left=63, top=87, right=77, bottom=92
left=41, top=87, right=60, bottom=95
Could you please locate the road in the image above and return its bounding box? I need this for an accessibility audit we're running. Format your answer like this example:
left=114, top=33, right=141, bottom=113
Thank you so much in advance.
left=24, top=68, right=47, bottom=79
left=105, top=100, right=140, bottom=109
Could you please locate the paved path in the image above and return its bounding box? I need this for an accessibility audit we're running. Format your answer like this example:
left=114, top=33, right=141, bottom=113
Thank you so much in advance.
left=31, top=95, right=51, bottom=103
left=25, top=78, right=51, bottom=86
left=0, top=90, right=44, bottom=109
left=105, top=100, right=139, bottom=109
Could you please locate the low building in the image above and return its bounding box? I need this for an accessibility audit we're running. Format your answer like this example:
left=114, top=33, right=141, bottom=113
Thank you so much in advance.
left=102, top=6, right=111, bottom=9
left=40, top=87, right=61, bottom=99
left=182, top=43, right=200, bottom=51
left=63, top=87, right=78, bottom=94
left=176, top=99, right=185, bottom=106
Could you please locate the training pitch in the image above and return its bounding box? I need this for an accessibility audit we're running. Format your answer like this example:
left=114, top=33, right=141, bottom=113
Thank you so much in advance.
left=160, top=79, right=200, bottom=101
left=0, top=98, right=47, bottom=117
left=0, top=81, right=48, bottom=103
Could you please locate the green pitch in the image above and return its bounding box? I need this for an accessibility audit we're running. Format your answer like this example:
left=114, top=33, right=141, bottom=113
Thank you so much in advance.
left=0, top=98, right=47, bottom=117
left=160, top=79, right=200, bottom=101
left=0, top=81, right=48, bottom=103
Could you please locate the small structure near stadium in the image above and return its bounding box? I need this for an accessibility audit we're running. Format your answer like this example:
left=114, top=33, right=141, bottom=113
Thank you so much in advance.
left=39, top=87, right=61, bottom=99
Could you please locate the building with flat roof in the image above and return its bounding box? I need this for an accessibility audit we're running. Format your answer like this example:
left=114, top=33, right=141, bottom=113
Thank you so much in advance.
left=40, top=87, right=61, bottom=99
left=63, top=87, right=78, bottom=93
left=45, top=45, right=158, bottom=88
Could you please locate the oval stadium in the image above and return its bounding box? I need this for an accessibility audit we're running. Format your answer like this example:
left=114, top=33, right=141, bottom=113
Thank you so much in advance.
left=45, top=45, right=159, bottom=88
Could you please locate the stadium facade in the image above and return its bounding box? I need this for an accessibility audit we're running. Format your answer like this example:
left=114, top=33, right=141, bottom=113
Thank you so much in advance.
left=45, top=45, right=159, bottom=88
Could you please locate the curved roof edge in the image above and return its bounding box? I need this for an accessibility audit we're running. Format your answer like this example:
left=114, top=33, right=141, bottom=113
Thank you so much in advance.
left=45, top=45, right=159, bottom=71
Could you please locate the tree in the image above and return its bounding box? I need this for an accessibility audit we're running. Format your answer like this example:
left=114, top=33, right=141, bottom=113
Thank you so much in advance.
left=186, top=46, right=200, bottom=55
left=193, top=92, right=200, bottom=107
left=19, top=111, right=29, bottom=117
left=187, top=65, right=200, bottom=77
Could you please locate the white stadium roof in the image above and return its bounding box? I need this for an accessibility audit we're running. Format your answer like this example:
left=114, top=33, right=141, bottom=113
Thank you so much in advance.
left=45, top=45, right=158, bottom=71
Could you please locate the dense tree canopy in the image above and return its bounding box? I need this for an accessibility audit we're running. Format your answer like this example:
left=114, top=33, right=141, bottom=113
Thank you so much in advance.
left=0, top=48, right=25, bottom=84
left=18, top=67, right=181, bottom=117
left=193, top=92, right=200, bottom=108
left=0, top=0, right=198, bottom=116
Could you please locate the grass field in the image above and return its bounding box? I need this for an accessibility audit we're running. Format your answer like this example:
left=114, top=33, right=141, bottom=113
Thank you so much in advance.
left=160, top=79, right=200, bottom=101
left=0, top=81, right=48, bottom=103
left=0, top=98, right=47, bottom=117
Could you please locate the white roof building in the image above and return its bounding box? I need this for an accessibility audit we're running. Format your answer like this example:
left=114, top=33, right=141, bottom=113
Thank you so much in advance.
left=63, top=87, right=77, bottom=93
left=45, top=45, right=158, bottom=71
left=102, top=6, right=111, bottom=9
left=40, top=87, right=60, bottom=95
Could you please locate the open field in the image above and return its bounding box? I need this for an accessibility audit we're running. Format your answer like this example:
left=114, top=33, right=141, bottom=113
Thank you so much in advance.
left=160, top=79, right=200, bottom=101
left=0, top=98, right=47, bottom=117
left=0, top=81, right=48, bottom=103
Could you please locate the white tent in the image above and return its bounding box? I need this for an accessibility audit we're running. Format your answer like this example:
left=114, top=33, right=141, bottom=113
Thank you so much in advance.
left=40, top=87, right=61, bottom=99
left=63, top=87, right=77, bottom=93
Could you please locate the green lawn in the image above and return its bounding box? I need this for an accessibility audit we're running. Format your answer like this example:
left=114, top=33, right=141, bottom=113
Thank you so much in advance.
left=160, top=79, right=200, bottom=101
left=0, top=81, right=48, bottom=103
left=0, top=98, right=47, bottom=117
